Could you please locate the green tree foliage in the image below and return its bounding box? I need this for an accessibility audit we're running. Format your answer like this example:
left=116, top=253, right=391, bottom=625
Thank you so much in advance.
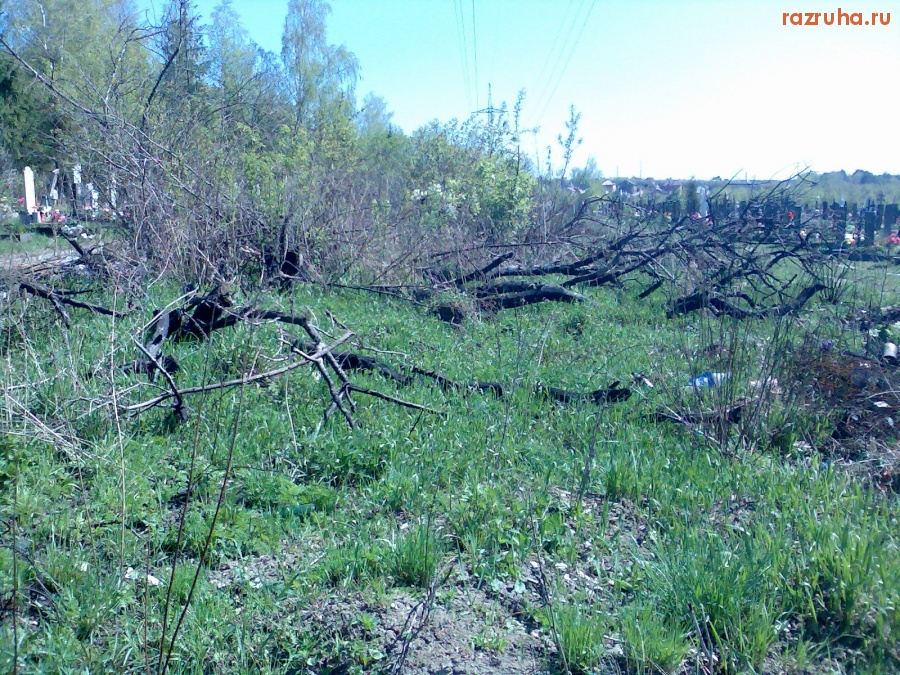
left=209, top=0, right=255, bottom=97
left=0, top=54, right=65, bottom=170
left=152, top=0, right=210, bottom=121
left=281, top=0, right=358, bottom=132
left=358, top=93, right=393, bottom=135
left=0, top=0, right=147, bottom=169
left=207, top=1, right=288, bottom=151
left=358, top=93, right=409, bottom=195
left=409, top=103, right=534, bottom=243
left=684, top=179, right=700, bottom=215
left=557, top=105, right=582, bottom=186
left=0, top=0, right=579, bottom=281
left=570, top=155, right=602, bottom=192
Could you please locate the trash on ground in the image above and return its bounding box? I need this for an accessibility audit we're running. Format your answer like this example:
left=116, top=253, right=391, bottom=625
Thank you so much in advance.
left=687, top=371, right=729, bottom=389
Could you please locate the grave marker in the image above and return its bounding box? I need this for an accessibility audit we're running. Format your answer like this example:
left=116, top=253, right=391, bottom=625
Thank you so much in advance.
left=85, top=183, right=99, bottom=212
left=72, top=164, right=81, bottom=206
left=834, top=204, right=847, bottom=244
left=883, top=204, right=899, bottom=232
left=863, top=210, right=876, bottom=247
left=23, top=166, right=36, bottom=214
left=49, top=169, right=59, bottom=204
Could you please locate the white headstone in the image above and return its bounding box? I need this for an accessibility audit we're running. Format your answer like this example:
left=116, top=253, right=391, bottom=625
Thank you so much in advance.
left=71, top=164, right=81, bottom=205
left=23, top=166, right=36, bottom=214
left=49, top=169, right=59, bottom=204
left=698, top=185, right=709, bottom=218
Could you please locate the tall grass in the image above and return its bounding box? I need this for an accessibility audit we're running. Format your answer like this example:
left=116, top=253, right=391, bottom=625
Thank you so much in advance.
left=0, top=275, right=897, bottom=672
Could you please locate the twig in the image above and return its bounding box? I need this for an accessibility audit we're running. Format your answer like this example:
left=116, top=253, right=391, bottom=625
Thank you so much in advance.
left=296, top=315, right=356, bottom=410
left=328, top=283, right=427, bottom=306
left=303, top=355, right=355, bottom=429
left=3, top=392, right=79, bottom=455
left=450, top=251, right=515, bottom=286
left=132, top=338, right=185, bottom=418
left=291, top=331, right=358, bottom=427
left=121, top=335, right=350, bottom=414
left=346, top=384, right=443, bottom=416
left=18, top=281, right=128, bottom=318
left=389, top=563, right=454, bottom=674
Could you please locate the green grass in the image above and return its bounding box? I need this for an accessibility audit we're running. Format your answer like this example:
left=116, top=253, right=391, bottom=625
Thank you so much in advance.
left=1, top=274, right=898, bottom=673
left=551, top=603, right=607, bottom=673
left=0, top=229, right=56, bottom=256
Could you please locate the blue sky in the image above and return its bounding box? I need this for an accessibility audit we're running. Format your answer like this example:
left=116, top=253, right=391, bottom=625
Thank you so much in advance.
left=141, top=0, right=900, bottom=179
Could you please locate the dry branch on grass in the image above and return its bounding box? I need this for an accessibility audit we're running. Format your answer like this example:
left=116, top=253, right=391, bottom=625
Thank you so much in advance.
left=667, top=284, right=826, bottom=319
left=295, top=340, right=632, bottom=405
left=16, top=280, right=128, bottom=320
left=122, top=290, right=631, bottom=423
left=340, top=187, right=842, bottom=326
left=123, top=332, right=355, bottom=414
left=121, top=296, right=440, bottom=426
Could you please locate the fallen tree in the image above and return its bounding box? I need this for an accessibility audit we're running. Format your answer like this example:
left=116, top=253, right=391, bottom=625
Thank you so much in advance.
left=128, top=291, right=631, bottom=418
left=124, top=305, right=436, bottom=428
left=334, top=175, right=837, bottom=325
left=666, top=284, right=826, bottom=319
left=13, top=280, right=128, bottom=327
left=310, top=345, right=632, bottom=404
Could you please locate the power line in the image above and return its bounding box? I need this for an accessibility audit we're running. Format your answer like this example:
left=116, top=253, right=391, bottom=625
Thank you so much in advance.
left=531, top=0, right=588, bottom=126
left=460, top=0, right=472, bottom=105
left=535, top=0, right=596, bottom=126
left=533, top=0, right=585, bottom=110
left=532, top=0, right=576, bottom=110
left=534, top=0, right=589, bottom=121
left=471, top=0, right=479, bottom=109
left=452, top=0, right=472, bottom=111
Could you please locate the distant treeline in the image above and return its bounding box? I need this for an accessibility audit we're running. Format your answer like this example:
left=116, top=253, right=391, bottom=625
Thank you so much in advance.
left=719, top=170, right=900, bottom=206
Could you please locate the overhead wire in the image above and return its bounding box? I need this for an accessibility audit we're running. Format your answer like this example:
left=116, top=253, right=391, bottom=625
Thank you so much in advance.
left=534, top=0, right=587, bottom=124
left=530, top=0, right=588, bottom=122
left=531, top=0, right=577, bottom=111
left=471, top=0, right=479, bottom=109
left=453, top=0, right=473, bottom=111
left=534, top=0, right=593, bottom=125
left=535, top=0, right=596, bottom=125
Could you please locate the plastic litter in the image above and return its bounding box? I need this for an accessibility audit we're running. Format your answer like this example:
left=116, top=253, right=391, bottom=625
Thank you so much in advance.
left=125, top=567, right=162, bottom=586
left=632, top=372, right=654, bottom=388
left=687, top=372, right=729, bottom=389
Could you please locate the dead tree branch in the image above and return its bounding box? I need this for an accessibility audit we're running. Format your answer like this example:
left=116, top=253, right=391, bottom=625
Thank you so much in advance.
left=123, top=333, right=353, bottom=414
left=18, top=281, right=128, bottom=318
